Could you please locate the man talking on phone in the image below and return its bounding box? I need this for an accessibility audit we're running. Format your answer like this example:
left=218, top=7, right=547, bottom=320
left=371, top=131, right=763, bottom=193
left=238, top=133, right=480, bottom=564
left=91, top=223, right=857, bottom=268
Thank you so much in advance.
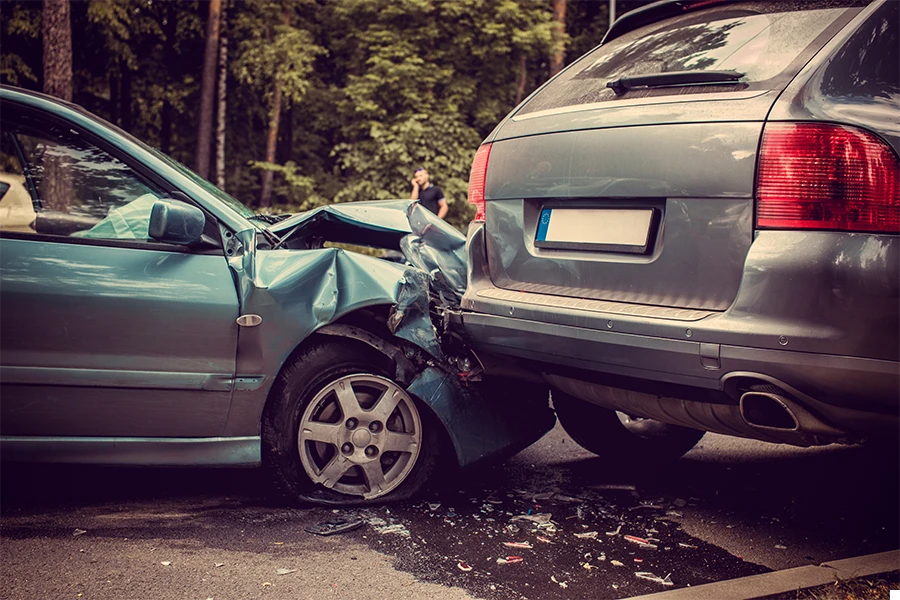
left=410, top=167, right=448, bottom=220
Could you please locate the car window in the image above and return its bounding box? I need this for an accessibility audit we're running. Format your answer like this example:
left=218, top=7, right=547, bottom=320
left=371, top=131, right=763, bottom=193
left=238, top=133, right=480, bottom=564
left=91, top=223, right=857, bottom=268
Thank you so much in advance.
left=519, top=1, right=864, bottom=115
left=0, top=109, right=176, bottom=241
left=820, top=0, right=899, bottom=101
left=0, top=133, right=37, bottom=234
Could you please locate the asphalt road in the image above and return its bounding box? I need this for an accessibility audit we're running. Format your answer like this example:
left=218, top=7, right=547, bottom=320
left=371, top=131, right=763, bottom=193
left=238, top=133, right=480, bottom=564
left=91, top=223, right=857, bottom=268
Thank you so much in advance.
left=2, top=423, right=897, bottom=600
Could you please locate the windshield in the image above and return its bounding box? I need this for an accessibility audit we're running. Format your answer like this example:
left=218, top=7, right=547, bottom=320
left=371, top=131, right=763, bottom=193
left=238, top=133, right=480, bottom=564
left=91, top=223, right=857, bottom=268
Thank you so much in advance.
left=67, top=102, right=258, bottom=221
left=145, top=145, right=257, bottom=220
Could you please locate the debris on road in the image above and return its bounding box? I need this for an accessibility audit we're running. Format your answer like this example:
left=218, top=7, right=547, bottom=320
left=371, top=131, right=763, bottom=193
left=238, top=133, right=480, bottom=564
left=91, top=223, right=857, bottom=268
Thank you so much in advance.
left=611, top=560, right=625, bottom=567
left=630, top=503, right=664, bottom=511
left=161, top=561, right=171, bottom=566
left=678, top=543, right=697, bottom=549
left=510, top=512, right=557, bottom=533
left=376, top=524, right=411, bottom=536
left=775, top=544, right=787, bottom=549
left=574, top=531, right=599, bottom=539
left=457, top=561, right=473, bottom=572
left=590, top=484, right=637, bottom=491
left=624, top=534, right=658, bottom=549
left=503, top=541, right=533, bottom=549
left=214, top=563, right=225, bottom=568
left=275, top=568, right=296, bottom=575
left=606, top=524, right=622, bottom=536
left=496, top=556, right=524, bottom=565
left=556, top=494, right=582, bottom=503
left=428, top=503, right=441, bottom=512
left=304, top=516, right=364, bottom=536
left=366, top=516, right=412, bottom=537
left=511, top=513, right=552, bottom=525
left=551, top=575, right=568, bottom=589
left=73, top=529, right=87, bottom=537
left=635, top=571, right=674, bottom=586
left=537, top=535, right=555, bottom=544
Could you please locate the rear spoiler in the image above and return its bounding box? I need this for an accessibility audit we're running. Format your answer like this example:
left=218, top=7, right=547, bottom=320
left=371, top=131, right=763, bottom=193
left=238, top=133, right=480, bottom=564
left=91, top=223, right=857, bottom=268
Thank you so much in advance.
left=602, top=0, right=742, bottom=45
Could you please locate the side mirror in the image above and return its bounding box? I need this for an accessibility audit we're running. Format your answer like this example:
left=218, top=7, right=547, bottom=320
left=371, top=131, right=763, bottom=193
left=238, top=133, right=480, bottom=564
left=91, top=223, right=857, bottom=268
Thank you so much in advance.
left=149, top=200, right=205, bottom=245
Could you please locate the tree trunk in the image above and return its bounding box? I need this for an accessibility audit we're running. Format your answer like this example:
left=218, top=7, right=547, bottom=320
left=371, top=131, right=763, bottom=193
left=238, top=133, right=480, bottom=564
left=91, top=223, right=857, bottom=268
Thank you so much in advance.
left=515, top=54, right=528, bottom=105
left=550, top=0, right=567, bottom=77
left=160, top=1, right=177, bottom=155
left=214, top=1, right=228, bottom=190
left=279, top=106, right=293, bottom=164
left=258, top=84, right=282, bottom=209
left=195, top=0, right=222, bottom=180
left=110, top=69, right=121, bottom=125
left=259, top=7, right=292, bottom=208
left=120, top=61, right=132, bottom=132
left=42, top=0, right=72, bottom=101
left=42, top=0, right=73, bottom=211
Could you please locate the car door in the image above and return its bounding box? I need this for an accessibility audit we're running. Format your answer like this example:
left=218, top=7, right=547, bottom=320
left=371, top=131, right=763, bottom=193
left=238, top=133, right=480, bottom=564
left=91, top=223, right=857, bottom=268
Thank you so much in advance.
left=0, top=102, right=240, bottom=438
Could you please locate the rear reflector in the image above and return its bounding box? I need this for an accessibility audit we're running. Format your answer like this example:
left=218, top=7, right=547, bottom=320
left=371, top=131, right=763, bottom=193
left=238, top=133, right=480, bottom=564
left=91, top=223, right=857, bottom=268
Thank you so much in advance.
left=468, top=144, right=492, bottom=223
left=757, top=122, right=899, bottom=233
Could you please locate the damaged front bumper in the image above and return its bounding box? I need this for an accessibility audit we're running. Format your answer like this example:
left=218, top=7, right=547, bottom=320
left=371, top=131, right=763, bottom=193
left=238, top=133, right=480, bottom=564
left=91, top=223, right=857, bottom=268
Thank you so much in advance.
left=228, top=200, right=555, bottom=470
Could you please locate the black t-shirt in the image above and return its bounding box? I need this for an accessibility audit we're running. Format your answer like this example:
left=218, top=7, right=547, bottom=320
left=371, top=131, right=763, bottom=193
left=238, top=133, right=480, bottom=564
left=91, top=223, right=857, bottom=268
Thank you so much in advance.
left=417, top=184, right=444, bottom=215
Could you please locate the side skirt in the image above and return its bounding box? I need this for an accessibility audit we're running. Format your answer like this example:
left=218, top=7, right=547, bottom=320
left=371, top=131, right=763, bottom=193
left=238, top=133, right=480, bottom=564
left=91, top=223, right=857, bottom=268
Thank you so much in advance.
left=0, top=436, right=261, bottom=467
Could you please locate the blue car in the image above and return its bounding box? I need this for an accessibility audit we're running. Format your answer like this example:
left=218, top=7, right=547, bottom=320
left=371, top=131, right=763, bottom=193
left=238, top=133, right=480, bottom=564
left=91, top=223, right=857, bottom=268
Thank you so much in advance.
left=0, top=86, right=554, bottom=505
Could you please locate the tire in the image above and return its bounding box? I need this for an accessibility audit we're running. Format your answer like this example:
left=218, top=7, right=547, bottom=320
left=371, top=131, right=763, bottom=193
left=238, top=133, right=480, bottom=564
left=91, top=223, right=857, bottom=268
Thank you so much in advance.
left=553, top=390, right=704, bottom=466
left=262, top=339, right=439, bottom=505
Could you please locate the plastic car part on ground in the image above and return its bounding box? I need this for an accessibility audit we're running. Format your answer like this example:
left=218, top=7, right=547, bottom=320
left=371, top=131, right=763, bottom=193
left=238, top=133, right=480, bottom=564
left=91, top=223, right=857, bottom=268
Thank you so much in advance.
left=636, top=571, right=674, bottom=586
left=303, top=517, right=365, bottom=536
left=226, top=199, right=554, bottom=471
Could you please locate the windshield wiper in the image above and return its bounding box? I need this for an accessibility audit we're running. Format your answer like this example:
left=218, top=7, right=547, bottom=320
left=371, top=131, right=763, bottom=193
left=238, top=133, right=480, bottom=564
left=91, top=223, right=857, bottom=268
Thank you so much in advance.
left=607, top=70, right=744, bottom=95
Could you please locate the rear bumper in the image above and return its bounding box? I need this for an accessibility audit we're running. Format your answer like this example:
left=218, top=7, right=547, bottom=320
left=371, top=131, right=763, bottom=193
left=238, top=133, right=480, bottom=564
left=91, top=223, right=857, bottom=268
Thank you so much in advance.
left=457, top=310, right=898, bottom=433
left=458, top=224, right=900, bottom=434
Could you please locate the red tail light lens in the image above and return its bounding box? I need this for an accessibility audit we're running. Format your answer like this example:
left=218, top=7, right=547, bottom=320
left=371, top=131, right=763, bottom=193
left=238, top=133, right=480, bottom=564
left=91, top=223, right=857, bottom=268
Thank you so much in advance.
left=468, top=143, right=492, bottom=223
left=757, top=122, right=900, bottom=233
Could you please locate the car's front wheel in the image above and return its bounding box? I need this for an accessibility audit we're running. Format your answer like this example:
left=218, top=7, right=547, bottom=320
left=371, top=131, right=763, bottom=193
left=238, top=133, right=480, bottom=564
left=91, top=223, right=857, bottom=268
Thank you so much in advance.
left=553, top=390, right=704, bottom=466
left=263, top=339, right=438, bottom=505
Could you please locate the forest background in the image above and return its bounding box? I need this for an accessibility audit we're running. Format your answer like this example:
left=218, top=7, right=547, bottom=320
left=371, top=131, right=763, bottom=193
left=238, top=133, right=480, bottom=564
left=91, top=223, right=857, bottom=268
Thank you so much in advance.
left=2, top=0, right=651, bottom=229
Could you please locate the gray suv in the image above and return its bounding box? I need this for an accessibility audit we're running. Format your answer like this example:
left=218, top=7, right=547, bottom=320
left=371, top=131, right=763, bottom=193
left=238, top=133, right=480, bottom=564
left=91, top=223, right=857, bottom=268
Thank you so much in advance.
left=457, top=0, right=899, bottom=463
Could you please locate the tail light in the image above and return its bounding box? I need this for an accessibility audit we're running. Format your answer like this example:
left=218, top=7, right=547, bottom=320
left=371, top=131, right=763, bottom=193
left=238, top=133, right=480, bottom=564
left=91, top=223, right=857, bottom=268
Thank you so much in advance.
left=467, top=143, right=492, bottom=223
left=756, top=122, right=899, bottom=233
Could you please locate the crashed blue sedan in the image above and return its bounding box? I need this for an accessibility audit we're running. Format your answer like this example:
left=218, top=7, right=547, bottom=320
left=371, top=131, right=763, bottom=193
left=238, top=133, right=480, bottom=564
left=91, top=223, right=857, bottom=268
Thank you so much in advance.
left=0, top=86, right=554, bottom=505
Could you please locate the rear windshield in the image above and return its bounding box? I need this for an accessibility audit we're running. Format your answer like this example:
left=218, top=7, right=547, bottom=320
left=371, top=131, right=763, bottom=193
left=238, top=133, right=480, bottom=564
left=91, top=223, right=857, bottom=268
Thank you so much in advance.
left=519, top=1, right=865, bottom=116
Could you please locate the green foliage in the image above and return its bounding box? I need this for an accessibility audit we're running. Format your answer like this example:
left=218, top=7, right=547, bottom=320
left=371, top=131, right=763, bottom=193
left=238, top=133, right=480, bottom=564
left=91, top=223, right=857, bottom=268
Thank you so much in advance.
left=0, top=2, right=40, bottom=85
left=1, top=0, right=625, bottom=229
left=231, top=1, right=324, bottom=108
left=248, top=160, right=326, bottom=212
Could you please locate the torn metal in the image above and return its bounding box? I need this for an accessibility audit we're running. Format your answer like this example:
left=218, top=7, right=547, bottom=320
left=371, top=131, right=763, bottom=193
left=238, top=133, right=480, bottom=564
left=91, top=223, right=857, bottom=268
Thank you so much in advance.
left=227, top=199, right=553, bottom=468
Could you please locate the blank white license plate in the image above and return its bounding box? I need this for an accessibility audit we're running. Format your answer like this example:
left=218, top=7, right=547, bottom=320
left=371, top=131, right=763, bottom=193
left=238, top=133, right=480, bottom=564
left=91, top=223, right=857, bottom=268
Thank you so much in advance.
left=535, top=208, right=654, bottom=251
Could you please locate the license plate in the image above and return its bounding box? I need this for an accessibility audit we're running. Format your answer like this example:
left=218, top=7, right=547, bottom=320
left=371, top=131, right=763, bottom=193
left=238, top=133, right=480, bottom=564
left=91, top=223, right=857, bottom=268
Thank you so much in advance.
left=535, top=207, right=655, bottom=253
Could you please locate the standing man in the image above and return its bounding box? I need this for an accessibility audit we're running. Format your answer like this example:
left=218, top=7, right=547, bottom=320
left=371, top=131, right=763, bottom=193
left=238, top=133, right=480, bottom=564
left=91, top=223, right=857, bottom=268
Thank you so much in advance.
left=410, top=167, right=448, bottom=219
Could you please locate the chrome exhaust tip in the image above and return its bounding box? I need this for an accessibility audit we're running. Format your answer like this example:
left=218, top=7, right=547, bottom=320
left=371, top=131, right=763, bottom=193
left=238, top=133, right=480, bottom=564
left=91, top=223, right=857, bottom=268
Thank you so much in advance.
left=739, top=391, right=800, bottom=431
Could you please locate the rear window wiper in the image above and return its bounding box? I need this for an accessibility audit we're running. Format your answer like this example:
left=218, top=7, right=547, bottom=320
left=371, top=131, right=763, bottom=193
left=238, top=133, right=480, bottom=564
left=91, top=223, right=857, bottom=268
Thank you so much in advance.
left=607, top=70, right=744, bottom=95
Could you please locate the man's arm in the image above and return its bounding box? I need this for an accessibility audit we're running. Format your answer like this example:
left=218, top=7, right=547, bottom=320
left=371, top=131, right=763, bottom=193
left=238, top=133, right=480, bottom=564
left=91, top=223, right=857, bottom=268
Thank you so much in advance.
left=410, top=178, right=420, bottom=200
left=437, top=198, right=449, bottom=219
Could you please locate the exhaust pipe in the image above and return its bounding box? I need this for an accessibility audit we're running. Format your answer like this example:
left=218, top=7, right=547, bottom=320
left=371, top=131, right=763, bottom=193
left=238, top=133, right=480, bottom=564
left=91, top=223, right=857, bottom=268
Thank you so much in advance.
left=739, top=392, right=799, bottom=430
left=739, top=391, right=843, bottom=437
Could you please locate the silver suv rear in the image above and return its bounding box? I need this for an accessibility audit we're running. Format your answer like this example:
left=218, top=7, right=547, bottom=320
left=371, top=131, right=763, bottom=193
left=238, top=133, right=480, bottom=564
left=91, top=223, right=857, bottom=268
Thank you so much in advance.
left=457, top=0, right=899, bottom=462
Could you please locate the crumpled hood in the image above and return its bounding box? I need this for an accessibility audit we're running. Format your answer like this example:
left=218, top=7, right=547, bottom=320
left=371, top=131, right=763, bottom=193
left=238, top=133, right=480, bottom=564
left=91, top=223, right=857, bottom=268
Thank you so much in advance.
left=269, top=199, right=467, bottom=304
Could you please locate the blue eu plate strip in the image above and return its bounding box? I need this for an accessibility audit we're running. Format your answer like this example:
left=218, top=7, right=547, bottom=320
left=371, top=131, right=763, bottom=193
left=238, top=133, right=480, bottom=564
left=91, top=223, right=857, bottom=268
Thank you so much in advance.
left=536, top=208, right=552, bottom=242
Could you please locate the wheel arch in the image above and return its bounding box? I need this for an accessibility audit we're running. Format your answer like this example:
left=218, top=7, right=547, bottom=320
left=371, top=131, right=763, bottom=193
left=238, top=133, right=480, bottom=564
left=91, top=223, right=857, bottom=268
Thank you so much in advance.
left=259, top=307, right=461, bottom=472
